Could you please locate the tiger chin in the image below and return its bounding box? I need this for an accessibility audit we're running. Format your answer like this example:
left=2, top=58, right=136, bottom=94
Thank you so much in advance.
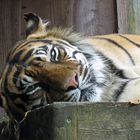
left=1, top=13, right=140, bottom=124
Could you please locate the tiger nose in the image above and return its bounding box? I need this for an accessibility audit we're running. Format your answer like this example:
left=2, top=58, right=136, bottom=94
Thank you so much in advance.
left=65, top=73, right=78, bottom=91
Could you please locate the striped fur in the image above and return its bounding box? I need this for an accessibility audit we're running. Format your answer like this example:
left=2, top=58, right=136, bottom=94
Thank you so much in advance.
left=1, top=13, right=140, bottom=122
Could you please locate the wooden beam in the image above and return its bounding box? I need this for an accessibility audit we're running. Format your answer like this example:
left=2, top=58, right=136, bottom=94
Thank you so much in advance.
left=1, top=102, right=140, bottom=140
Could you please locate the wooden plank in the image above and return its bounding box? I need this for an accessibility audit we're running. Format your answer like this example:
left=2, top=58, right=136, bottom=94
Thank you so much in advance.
left=116, top=0, right=128, bottom=33
left=117, top=0, right=140, bottom=34
left=1, top=102, right=140, bottom=140
left=21, top=0, right=117, bottom=36
left=0, top=0, right=22, bottom=74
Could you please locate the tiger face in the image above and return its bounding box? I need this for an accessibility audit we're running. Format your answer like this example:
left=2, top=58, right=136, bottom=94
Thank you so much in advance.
left=1, top=39, right=89, bottom=100
left=0, top=13, right=91, bottom=121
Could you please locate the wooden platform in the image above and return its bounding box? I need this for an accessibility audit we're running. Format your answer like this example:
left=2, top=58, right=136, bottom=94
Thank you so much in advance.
left=0, top=102, right=140, bottom=140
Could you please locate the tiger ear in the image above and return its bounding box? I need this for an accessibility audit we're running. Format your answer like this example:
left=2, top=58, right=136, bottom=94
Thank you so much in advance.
left=24, top=13, right=50, bottom=37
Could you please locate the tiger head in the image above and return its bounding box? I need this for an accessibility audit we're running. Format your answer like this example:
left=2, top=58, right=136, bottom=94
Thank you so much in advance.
left=0, top=13, right=94, bottom=121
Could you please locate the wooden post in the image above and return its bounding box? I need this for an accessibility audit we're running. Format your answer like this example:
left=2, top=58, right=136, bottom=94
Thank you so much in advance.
left=1, top=102, right=140, bottom=140
left=117, top=0, right=140, bottom=34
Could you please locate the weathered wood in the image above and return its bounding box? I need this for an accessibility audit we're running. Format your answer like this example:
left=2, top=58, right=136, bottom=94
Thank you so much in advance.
left=21, top=0, right=117, bottom=36
left=116, top=0, right=128, bottom=33
left=1, top=102, right=140, bottom=140
left=117, top=0, right=140, bottom=34
left=73, top=0, right=117, bottom=35
left=0, top=0, right=22, bottom=74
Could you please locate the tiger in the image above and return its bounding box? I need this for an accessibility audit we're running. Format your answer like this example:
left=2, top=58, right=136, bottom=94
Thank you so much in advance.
left=1, top=13, right=140, bottom=124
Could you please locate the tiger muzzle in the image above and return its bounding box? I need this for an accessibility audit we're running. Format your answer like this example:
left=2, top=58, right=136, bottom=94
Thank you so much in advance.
left=65, top=73, right=78, bottom=91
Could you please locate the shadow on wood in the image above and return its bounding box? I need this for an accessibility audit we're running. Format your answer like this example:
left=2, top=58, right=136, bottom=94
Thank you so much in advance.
left=0, top=102, right=140, bottom=140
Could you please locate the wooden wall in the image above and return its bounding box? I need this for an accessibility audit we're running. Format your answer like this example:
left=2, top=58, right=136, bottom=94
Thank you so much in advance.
left=0, top=0, right=117, bottom=74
